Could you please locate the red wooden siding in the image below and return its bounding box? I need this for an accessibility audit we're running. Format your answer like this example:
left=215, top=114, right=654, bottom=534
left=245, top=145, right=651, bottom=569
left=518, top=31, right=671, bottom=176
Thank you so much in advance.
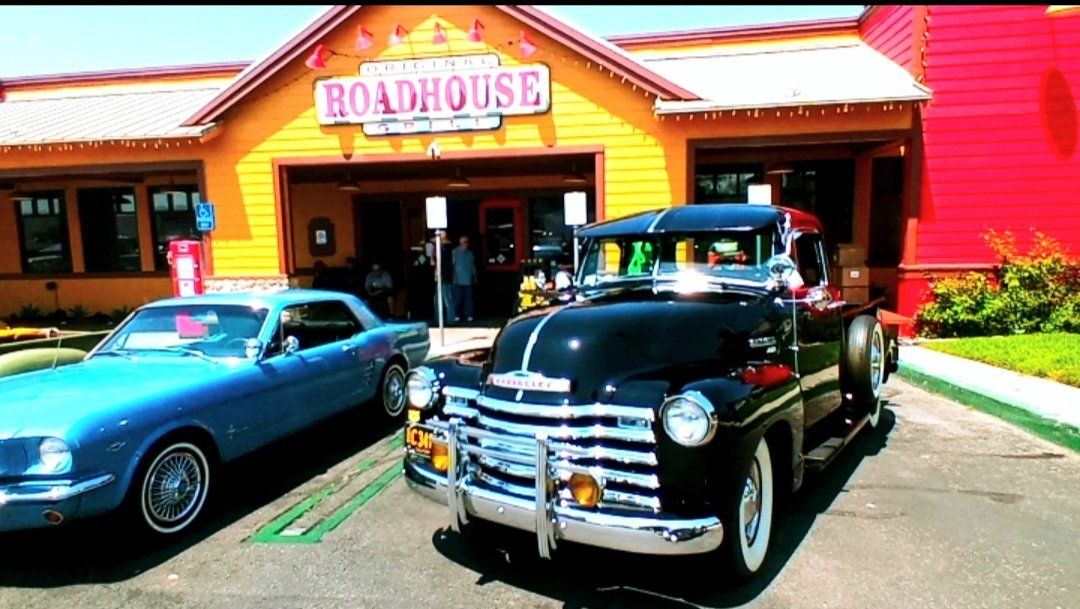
left=918, top=4, right=1080, bottom=264
left=861, top=5, right=917, bottom=71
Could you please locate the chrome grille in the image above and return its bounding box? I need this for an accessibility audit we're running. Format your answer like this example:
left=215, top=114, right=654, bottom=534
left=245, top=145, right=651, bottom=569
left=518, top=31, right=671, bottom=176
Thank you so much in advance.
left=0, top=441, right=28, bottom=477
left=441, top=390, right=661, bottom=513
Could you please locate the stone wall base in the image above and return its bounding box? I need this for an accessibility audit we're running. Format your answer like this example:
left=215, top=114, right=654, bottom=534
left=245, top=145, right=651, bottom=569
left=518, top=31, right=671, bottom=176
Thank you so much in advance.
left=204, top=275, right=293, bottom=294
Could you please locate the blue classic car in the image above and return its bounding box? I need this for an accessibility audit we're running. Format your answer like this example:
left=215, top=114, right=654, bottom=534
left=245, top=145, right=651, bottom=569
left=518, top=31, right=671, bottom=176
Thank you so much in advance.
left=0, top=289, right=429, bottom=535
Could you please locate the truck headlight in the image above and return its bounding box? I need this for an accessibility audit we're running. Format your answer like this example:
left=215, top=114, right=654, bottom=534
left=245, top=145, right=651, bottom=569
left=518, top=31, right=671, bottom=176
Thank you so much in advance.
left=661, top=392, right=717, bottom=447
left=39, top=437, right=72, bottom=473
left=406, top=368, right=438, bottom=410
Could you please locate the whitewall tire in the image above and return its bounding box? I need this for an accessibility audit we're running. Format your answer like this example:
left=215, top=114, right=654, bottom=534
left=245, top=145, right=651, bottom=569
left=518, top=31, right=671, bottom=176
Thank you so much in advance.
left=138, top=442, right=211, bottom=535
left=725, top=435, right=774, bottom=579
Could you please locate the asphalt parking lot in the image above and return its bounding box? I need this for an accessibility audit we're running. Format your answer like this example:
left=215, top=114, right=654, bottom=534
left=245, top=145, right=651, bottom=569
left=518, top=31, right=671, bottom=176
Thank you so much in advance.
left=1, top=378, right=1077, bottom=609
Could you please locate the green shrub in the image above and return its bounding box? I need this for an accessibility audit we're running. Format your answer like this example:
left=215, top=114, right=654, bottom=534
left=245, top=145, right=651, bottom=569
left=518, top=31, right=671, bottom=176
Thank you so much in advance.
left=17, top=304, right=43, bottom=322
left=110, top=305, right=134, bottom=322
left=915, top=229, right=1080, bottom=337
left=68, top=304, right=90, bottom=322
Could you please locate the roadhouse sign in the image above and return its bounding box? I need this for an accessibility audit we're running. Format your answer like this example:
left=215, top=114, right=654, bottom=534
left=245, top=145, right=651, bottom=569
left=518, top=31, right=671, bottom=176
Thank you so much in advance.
left=314, top=53, right=551, bottom=135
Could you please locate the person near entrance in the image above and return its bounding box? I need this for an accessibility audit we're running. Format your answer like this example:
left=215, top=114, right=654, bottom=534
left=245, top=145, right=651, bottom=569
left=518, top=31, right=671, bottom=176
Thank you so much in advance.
left=429, top=232, right=455, bottom=323
left=365, top=263, right=395, bottom=319
left=452, top=235, right=477, bottom=322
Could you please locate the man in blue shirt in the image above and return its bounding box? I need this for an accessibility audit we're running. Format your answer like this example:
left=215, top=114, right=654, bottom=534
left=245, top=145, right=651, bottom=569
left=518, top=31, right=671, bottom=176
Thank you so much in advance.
left=451, top=235, right=477, bottom=322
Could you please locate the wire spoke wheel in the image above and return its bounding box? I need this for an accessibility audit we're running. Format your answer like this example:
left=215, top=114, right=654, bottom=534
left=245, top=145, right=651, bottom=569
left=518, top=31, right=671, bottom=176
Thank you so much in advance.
left=381, top=364, right=407, bottom=418
left=139, top=442, right=210, bottom=534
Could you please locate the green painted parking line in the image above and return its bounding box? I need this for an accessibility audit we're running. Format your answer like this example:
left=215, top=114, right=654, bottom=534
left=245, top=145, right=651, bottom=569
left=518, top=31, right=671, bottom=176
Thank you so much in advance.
left=248, top=431, right=405, bottom=544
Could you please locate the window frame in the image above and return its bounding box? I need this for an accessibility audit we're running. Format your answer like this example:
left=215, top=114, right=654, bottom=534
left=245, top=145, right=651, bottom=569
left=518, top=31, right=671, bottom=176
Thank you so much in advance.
left=694, top=163, right=766, bottom=204
left=13, top=190, right=73, bottom=274
left=148, top=184, right=201, bottom=271
left=265, top=299, right=365, bottom=357
left=791, top=230, right=830, bottom=288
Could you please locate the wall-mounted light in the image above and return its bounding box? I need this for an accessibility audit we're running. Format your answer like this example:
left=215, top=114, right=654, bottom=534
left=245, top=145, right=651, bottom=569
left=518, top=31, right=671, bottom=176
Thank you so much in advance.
left=765, top=163, right=795, bottom=175
left=447, top=168, right=472, bottom=189
left=337, top=173, right=362, bottom=191
left=563, top=163, right=588, bottom=185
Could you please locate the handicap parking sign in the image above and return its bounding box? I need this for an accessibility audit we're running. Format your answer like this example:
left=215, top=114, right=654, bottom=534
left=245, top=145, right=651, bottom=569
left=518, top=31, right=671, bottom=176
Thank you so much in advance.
left=195, top=202, right=215, bottom=232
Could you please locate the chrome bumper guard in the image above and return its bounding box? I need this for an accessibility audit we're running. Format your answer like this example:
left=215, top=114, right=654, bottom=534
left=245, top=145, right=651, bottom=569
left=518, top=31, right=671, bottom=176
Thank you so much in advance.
left=0, top=474, right=115, bottom=505
left=406, top=419, right=723, bottom=557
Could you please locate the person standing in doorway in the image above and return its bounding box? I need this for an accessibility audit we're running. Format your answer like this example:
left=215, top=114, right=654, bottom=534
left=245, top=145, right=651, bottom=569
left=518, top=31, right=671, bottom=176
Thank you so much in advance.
left=365, top=263, right=395, bottom=319
left=452, top=235, right=477, bottom=322
left=431, top=232, right=455, bottom=323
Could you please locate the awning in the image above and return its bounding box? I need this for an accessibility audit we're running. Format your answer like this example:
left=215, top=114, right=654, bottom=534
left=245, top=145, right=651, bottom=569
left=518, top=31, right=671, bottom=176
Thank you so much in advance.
left=646, top=41, right=931, bottom=114
left=0, top=81, right=222, bottom=146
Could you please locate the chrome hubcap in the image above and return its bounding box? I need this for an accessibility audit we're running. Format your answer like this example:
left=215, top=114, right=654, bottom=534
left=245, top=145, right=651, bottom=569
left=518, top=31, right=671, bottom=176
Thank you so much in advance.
left=384, top=369, right=406, bottom=414
left=742, top=459, right=763, bottom=546
left=870, top=329, right=884, bottom=393
left=148, top=452, right=202, bottom=523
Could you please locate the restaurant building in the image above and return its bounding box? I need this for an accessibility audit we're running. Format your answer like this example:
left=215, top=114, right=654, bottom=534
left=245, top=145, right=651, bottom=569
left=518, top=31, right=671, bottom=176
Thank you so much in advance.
left=0, top=5, right=1077, bottom=324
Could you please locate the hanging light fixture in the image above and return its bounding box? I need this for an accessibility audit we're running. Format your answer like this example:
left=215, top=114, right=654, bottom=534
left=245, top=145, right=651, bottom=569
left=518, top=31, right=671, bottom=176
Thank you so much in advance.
left=305, top=44, right=329, bottom=70
left=519, top=31, right=537, bottom=58
left=563, top=162, right=588, bottom=185
left=432, top=23, right=448, bottom=45
left=765, top=162, right=795, bottom=175
left=447, top=168, right=472, bottom=189
left=355, top=25, right=374, bottom=51
left=337, top=172, right=362, bottom=192
left=389, top=24, right=408, bottom=46
left=467, top=19, right=485, bottom=42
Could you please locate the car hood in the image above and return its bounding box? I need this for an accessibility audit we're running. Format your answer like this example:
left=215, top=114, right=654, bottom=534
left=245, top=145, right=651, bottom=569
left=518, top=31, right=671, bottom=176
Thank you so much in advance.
left=0, top=356, right=234, bottom=439
left=485, top=292, right=781, bottom=404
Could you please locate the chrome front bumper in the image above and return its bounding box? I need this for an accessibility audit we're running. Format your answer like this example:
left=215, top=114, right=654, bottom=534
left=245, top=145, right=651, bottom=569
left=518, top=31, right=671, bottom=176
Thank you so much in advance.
left=404, top=419, right=723, bottom=557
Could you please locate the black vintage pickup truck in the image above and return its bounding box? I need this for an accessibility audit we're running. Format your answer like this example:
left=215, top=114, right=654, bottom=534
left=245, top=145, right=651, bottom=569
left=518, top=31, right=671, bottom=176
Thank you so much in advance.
left=402, top=204, right=898, bottom=580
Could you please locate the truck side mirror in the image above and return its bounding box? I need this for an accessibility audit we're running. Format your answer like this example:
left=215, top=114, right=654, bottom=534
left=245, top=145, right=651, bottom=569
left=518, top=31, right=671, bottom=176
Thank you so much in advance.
left=765, top=254, right=797, bottom=293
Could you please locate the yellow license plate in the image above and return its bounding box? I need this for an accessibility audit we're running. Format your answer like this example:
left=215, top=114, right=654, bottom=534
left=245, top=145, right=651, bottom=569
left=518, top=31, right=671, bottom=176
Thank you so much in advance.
left=406, top=425, right=434, bottom=456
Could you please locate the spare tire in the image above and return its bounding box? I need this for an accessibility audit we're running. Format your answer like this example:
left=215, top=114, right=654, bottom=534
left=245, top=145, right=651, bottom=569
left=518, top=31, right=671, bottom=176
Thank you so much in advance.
left=844, top=315, right=885, bottom=427
left=0, top=348, right=87, bottom=377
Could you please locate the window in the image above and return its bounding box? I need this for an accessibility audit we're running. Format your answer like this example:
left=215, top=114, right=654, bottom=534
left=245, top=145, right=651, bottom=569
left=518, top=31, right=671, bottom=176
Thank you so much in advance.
left=781, top=160, right=854, bottom=247
left=98, top=304, right=269, bottom=359
left=483, top=207, right=516, bottom=267
left=793, top=233, right=828, bottom=287
left=149, top=185, right=201, bottom=270
left=695, top=164, right=764, bottom=203
left=267, top=300, right=363, bottom=355
left=77, top=187, right=141, bottom=272
left=868, top=157, right=904, bottom=267
left=15, top=191, right=72, bottom=273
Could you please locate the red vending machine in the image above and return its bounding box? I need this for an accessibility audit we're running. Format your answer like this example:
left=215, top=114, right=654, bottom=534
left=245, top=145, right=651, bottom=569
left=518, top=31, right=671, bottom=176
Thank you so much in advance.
left=168, top=240, right=205, bottom=297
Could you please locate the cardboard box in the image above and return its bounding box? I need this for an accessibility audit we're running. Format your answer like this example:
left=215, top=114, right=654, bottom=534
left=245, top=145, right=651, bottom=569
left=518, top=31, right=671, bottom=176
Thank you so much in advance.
left=842, top=286, right=871, bottom=304
left=834, top=265, right=870, bottom=287
left=835, top=243, right=866, bottom=267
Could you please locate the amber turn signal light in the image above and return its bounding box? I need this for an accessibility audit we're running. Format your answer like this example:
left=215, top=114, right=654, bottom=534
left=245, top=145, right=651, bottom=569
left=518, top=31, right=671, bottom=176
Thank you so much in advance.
left=568, top=473, right=601, bottom=508
left=431, top=441, right=450, bottom=472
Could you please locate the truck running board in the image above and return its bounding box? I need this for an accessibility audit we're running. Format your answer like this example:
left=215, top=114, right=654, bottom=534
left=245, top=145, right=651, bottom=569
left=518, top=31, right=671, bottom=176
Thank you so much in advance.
left=803, top=412, right=871, bottom=471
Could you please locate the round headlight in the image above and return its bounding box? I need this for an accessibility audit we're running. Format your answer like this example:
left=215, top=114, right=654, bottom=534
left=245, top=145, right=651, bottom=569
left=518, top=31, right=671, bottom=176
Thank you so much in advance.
left=406, top=368, right=438, bottom=410
left=39, top=437, right=72, bottom=473
left=661, top=392, right=717, bottom=447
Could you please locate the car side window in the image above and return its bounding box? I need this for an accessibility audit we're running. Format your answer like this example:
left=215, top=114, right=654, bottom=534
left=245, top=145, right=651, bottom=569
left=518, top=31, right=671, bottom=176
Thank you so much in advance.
left=266, top=300, right=364, bottom=356
left=793, top=233, right=828, bottom=287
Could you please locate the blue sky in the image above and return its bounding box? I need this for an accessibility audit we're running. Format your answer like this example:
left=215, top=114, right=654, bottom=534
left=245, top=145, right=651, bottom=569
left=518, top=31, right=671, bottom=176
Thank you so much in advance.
left=0, top=5, right=865, bottom=78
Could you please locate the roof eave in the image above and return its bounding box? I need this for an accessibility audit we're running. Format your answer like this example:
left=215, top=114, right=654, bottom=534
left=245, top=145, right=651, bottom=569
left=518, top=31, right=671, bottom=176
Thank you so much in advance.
left=653, top=91, right=933, bottom=115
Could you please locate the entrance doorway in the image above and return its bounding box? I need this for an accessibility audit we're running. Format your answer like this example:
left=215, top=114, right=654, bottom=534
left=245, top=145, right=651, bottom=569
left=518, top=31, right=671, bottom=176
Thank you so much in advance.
left=354, top=198, right=404, bottom=315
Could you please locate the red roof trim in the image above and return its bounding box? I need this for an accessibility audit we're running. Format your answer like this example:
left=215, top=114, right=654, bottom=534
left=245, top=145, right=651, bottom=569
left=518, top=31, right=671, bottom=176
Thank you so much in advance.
left=181, top=4, right=700, bottom=127
left=182, top=5, right=360, bottom=126
left=606, top=16, right=860, bottom=49
left=0, top=61, right=250, bottom=91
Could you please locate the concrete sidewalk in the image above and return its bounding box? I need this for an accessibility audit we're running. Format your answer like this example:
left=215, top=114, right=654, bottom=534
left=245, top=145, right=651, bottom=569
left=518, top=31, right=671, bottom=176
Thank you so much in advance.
left=899, top=344, right=1080, bottom=430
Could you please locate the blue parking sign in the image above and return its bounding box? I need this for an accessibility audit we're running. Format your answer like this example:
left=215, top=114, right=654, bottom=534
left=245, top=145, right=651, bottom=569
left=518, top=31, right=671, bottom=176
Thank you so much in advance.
left=195, top=202, right=215, bottom=232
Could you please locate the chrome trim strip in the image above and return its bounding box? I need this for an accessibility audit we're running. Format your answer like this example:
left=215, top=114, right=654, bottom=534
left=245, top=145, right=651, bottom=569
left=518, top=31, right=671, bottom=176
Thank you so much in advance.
left=521, top=308, right=561, bottom=371
left=404, top=460, right=723, bottom=556
left=446, top=419, right=467, bottom=532
left=535, top=434, right=555, bottom=559
left=442, top=386, right=481, bottom=400
left=476, top=395, right=655, bottom=421
left=477, top=414, right=656, bottom=444
left=645, top=208, right=671, bottom=233
left=0, top=474, right=115, bottom=505
left=474, top=454, right=660, bottom=489
left=425, top=419, right=659, bottom=465
left=443, top=404, right=480, bottom=419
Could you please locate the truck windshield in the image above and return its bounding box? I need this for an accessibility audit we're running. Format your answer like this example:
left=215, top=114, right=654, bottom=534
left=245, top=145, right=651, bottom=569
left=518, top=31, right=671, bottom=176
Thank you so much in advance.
left=579, top=229, right=781, bottom=290
left=96, top=304, right=270, bottom=360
